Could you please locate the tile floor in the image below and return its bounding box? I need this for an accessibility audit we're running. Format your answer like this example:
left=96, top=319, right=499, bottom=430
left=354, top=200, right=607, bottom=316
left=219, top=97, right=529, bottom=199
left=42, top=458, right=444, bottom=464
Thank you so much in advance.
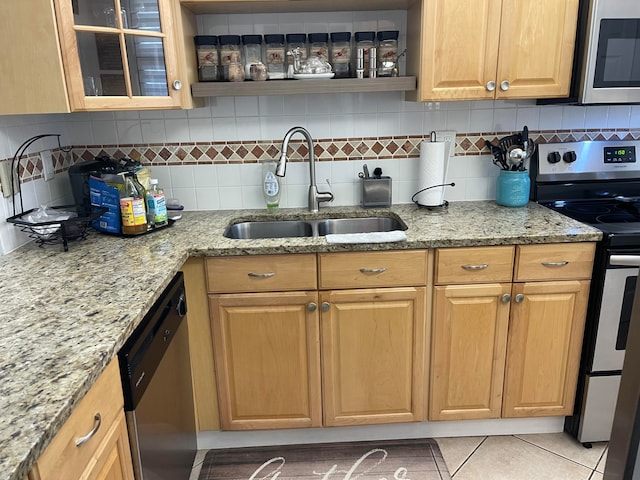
left=189, top=432, right=608, bottom=480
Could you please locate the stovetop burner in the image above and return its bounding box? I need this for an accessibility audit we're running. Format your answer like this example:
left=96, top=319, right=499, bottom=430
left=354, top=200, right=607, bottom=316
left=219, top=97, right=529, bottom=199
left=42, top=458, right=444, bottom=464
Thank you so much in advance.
left=543, top=199, right=640, bottom=230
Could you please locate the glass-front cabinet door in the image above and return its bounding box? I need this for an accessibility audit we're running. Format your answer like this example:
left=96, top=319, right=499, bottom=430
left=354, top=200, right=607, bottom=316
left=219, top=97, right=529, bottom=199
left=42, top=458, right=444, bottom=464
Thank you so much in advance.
left=54, top=0, right=184, bottom=110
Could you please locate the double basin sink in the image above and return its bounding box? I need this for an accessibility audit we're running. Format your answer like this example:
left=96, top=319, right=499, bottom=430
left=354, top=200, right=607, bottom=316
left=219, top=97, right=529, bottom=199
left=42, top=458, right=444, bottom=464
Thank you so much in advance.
left=224, top=215, right=407, bottom=239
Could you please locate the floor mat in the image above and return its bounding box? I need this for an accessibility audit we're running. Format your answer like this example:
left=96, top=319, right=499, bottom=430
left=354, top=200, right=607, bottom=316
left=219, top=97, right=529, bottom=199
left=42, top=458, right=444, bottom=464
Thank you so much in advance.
left=198, top=438, right=451, bottom=479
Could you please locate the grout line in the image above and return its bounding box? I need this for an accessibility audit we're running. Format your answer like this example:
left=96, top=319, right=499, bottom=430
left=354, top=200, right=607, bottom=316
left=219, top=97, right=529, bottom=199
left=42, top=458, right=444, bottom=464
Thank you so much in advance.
left=450, top=436, right=488, bottom=478
left=514, top=435, right=606, bottom=471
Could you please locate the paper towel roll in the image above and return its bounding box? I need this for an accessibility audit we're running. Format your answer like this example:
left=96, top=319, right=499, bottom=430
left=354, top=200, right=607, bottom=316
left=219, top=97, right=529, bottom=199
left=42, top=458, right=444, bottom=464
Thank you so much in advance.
left=416, top=140, right=448, bottom=206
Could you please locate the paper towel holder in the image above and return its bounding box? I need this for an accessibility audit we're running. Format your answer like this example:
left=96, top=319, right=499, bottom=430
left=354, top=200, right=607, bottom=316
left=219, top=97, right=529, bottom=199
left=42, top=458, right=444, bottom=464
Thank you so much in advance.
left=411, top=182, right=456, bottom=209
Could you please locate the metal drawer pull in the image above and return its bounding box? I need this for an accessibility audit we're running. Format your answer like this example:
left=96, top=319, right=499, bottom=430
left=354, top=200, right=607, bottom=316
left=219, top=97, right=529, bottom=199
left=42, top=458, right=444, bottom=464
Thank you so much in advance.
left=541, top=261, right=569, bottom=267
left=75, top=413, right=102, bottom=447
left=247, top=272, right=276, bottom=278
left=461, top=264, right=489, bottom=270
left=360, top=267, right=386, bottom=274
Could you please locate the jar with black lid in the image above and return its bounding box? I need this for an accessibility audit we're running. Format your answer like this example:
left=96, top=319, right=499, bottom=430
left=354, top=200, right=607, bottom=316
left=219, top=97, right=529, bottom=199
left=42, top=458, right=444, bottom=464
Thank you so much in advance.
left=264, top=34, right=286, bottom=79
left=354, top=31, right=375, bottom=77
left=242, top=34, right=264, bottom=80
left=286, top=33, right=307, bottom=77
left=377, top=30, right=399, bottom=77
left=330, top=32, right=352, bottom=78
left=194, top=35, right=220, bottom=82
left=308, top=33, right=329, bottom=63
left=219, top=35, right=243, bottom=81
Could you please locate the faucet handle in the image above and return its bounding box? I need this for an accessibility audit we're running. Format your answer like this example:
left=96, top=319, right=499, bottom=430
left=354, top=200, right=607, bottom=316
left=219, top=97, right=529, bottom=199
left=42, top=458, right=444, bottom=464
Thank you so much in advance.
left=322, top=179, right=334, bottom=203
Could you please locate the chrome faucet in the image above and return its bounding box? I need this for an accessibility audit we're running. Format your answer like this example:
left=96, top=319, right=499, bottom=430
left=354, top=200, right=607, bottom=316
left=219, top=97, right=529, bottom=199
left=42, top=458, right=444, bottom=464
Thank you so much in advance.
left=276, top=126, right=334, bottom=212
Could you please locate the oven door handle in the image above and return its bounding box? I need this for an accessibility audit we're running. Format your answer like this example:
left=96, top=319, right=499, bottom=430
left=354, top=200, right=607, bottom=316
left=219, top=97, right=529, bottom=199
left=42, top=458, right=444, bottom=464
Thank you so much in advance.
left=610, top=255, right=640, bottom=267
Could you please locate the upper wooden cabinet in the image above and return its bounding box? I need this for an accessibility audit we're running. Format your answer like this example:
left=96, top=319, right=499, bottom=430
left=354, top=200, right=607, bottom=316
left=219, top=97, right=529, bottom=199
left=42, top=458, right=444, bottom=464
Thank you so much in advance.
left=0, top=0, right=201, bottom=114
left=406, top=0, right=580, bottom=101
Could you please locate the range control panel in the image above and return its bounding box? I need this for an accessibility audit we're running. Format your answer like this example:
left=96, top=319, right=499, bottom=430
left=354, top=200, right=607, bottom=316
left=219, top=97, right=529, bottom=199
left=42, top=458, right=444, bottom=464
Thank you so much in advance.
left=536, top=140, right=640, bottom=182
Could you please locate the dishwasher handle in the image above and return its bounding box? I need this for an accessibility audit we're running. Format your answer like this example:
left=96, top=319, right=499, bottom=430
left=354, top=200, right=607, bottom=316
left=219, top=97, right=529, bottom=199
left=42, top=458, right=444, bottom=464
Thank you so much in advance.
left=610, top=255, right=640, bottom=267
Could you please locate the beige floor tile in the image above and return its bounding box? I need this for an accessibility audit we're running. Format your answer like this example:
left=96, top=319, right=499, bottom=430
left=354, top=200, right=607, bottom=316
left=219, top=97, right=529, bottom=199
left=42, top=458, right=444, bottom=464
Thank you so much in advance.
left=596, top=447, right=608, bottom=473
left=590, top=472, right=604, bottom=480
left=514, top=432, right=607, bottom=469
left=436, top=436, right=486, bottom=475
left=453, top=435, right=593, bottom=480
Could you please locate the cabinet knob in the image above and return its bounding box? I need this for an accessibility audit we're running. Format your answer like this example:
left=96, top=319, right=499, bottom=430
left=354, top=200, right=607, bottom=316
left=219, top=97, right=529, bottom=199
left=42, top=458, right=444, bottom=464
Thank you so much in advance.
left=321, top=302, right=330, bottom=312
left=172, top=80, right=183, bottom=91
left=502, top=294, right=511, bottom=303
left=500, top=80, right=510, bottom=91
left=307, top=302, right=317, bottom=312
left=486, top=81, right=496, bottom=92
left=515, top=294, right=525, bottom=303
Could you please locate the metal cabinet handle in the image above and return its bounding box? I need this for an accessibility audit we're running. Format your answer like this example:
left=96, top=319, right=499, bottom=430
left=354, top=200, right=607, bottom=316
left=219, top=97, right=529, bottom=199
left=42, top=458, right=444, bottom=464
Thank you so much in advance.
left=247, top=272, right=275, bottom=278
left=75, top=413, right=102, bottom=447
left=515, top=294, right=525, bottom=303
left=308, top=302, right=317, bottom=312
left=321, top=302, right=330, bottom=312
left=486, top=81, right=496, bottom=92
left=502, top=294, right=511, bottom=303
left=541, top=261, right=569, bottom=267
left=172, top=80, right=182, bottom=91
left=611, top=255, right=640, bottom=266
left=461, top=264, right=489, bottom=270
left=360, top=267, right=386, bottom=274
left=500, top=80, right=510, bottom=91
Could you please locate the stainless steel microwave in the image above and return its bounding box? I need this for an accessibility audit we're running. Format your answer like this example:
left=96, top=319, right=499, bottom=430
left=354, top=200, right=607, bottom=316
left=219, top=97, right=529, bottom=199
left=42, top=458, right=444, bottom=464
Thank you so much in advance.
left=578, top=0, right=640, bottom=104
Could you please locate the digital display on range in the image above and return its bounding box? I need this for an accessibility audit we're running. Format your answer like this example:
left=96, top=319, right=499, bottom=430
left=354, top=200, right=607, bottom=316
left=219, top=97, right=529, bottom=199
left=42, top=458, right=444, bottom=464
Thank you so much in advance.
left=604, top=146, right=636, bottom=163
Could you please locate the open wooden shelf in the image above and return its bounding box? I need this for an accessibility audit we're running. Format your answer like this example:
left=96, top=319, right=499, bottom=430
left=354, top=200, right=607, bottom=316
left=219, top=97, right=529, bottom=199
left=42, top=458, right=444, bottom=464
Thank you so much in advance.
left=191, top=76, right=416, bottom=97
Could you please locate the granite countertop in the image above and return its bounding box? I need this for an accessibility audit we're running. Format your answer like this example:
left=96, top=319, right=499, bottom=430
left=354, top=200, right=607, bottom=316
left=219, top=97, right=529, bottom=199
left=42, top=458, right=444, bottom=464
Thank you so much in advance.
left=0, top=201, right=602, bottom=480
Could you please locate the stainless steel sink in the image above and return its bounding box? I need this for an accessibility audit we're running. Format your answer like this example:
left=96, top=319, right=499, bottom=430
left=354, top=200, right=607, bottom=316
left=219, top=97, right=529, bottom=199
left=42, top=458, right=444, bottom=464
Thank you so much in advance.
left=224, top=220, right=313, bottom=239
left=223, top=215, right=407, bottom=239
left=316, top=216, right=406, bottom=236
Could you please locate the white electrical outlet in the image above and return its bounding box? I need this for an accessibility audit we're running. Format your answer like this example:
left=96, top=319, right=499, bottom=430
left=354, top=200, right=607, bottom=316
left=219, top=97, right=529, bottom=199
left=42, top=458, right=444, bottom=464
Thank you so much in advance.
left=434, top=130, right=457, bottom=158
left=41, top=150, right=54, bottom=181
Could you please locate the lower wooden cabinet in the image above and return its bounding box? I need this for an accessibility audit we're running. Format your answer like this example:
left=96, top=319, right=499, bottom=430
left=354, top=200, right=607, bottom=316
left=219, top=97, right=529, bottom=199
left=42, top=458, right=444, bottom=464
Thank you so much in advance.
left=430, top=283, right=511, bottom=420
left=209, top=291, right=322, bottom=430
left=29, top=358, right=134, bottom=480
left=502, top=280, right=590, bottom=417
left=321, top=287, right=426, bottom=426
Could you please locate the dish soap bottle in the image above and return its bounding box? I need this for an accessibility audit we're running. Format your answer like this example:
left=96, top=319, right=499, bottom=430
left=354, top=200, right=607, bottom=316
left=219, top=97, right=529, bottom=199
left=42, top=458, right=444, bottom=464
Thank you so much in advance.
left=262, top=160, right=281, bottom=210
left=146, top=179, right=168, bottom=227
left=120, top=172, right=148, bottom=235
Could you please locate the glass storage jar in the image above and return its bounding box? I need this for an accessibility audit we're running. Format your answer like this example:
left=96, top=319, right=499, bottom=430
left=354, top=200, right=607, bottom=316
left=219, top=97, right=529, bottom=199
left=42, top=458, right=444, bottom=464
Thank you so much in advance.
left=242, top=34, right=264, bottom=80
left=194, top=35, right=220, bottom=82
left=354, top=31, right=375, bottom=78
left=219, top=35, right=242, bottom=81
left=264, top=34, right=286, bottom=79
left=308, top=33, right=329, bottom=63
left=330, top=32, right=352, bottom=78
left=285, top=33, right=307, bottom=78
left=377, top=30, right=399, bottom=77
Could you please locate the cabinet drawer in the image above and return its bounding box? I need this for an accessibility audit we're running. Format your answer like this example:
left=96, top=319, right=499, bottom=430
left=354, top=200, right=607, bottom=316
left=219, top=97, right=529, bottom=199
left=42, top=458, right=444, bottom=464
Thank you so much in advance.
left=318, top=250, right=427, bottom=289
left=35, top=358, right=124, bottom=480
left=515, top=243, right=595, bottom=281
left=435, top=246, right=515, bottom=284
left=206, top=254, right=317, bottom=293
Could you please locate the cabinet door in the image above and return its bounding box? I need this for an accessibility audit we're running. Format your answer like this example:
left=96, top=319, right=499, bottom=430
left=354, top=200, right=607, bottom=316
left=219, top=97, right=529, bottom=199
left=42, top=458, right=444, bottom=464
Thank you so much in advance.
left=503, top=280, right=590, bottom=417
left=414, top=0, right=501, bottom=101
left=496, top=0, right=579, bottom=99
left=320, top=287, right=426, bottom=426
left=210, top=291, right=322, bottom=430
left=53, top=0, right=188, bottom=111
left=87, top=412, right=135, bottom=480
left=430, top=283, right=511, bottom=420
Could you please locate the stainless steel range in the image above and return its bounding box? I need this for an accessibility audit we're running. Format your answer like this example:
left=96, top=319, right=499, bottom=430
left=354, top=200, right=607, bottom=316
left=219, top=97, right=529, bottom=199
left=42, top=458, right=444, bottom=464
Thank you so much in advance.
left=531, top=139, right=640, bottom=446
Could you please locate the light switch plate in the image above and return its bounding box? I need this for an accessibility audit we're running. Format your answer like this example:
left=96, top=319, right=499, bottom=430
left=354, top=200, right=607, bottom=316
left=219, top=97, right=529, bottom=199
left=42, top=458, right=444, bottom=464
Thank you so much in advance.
left=41, top=150, right=54, bottom=181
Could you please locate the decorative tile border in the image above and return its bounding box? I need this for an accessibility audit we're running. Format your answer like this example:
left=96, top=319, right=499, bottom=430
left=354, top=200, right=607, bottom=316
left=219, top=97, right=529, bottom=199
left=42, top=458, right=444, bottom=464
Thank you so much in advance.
left=3, top=129, right=640, bottom=189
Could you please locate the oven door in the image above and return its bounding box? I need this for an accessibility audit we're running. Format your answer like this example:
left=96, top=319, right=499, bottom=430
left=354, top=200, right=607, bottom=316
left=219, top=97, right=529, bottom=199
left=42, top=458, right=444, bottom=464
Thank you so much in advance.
left=580, top=0, right=640, bottom=104
left=592, top=252, right=638, bottom=372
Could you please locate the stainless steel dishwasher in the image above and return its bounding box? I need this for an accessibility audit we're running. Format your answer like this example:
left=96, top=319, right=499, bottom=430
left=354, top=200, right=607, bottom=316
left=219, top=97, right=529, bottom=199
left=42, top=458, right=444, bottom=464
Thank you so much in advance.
left=118, top=271, right=196, bottom=480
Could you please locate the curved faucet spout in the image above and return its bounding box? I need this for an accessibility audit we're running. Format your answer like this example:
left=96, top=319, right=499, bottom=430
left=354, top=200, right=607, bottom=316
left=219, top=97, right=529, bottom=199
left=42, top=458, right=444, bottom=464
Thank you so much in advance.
left=277, top=126, right=333, bottom=212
